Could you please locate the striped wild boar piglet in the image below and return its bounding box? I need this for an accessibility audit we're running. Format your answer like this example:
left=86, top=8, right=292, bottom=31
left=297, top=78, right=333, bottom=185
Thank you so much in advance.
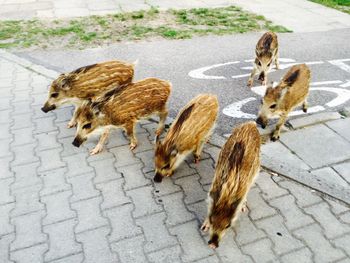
left=72, top=78, right=171, bottom=155
left=256, top=64, right=310, bottom=141
left=201, top=121, right=261, bottom=249
left=247, top=32, right=279, bottom=88
left=41, top=60, right=135, bottom=128
left=154, top=94, right=218, bottom=183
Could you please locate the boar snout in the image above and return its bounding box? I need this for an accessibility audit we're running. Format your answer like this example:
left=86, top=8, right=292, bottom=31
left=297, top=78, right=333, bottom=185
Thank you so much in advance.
left=208, top=234, right=220, bottom=249
left=41, top=103, right=56, bottom=113
left=256, top=116, right=267, bottom=129
left=72, top=137, right=83, bottom=147
left=153, top=172, right=163, bottom=183
left=258, top=72, right=265, bottom=81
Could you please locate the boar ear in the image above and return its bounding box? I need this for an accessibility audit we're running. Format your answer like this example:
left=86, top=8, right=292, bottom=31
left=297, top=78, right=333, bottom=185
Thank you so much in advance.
left=58, top=74, right=73, bottom=91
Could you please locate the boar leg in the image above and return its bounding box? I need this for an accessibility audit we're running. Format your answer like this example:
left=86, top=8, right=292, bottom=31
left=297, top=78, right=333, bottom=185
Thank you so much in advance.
left=302, top=99, right=308, bottom=113
left=271, top=113, right=288, bottom=141
left=247, top=67, right=257, bottom=88
left=156, top=109, right=168, bottom=135
left=125, top=122, right=137, bottom=150
left=193, top=140, right=205, bottom=164
left=90, top=128, right=110, bottom=155
left=67, top=107, right=78, bottom=128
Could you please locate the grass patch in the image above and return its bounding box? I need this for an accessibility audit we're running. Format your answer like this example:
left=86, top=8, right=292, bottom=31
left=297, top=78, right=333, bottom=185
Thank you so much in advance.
left=0, top=6, right=291, bottom=50
left=310, top=0, right=350, bottom=14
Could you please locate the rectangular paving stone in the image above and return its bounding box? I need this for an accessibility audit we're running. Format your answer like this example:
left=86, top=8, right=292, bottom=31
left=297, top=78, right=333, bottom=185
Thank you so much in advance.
left=147, top=245, right=182, bottom=263
left=191, top=158, right=215, bottom=185
left=42, top=190, right=75, bottom=225
left=86, top=150, right=115, bottom=163
left=241, top=238, right=277, bottom=263
left=11, top=113, right=33, bottom=130
left=288, top=112, right=341, bottom=129
left=10, top=211, right=47, bottom=251
left=294, top=224, right=345, bottom=262
left=255, top=172, right=288, bottom=200
left=89, top=158, right=122, bottom=184
left=97, top=179, right=131, bottom=210
left=49, top=253, right=84, bottom=263
left=12, top=101, right=31, bottom=116
left=44, top=219, right=82, bottom=262
left=0, top=98, right=11, bottom=110
left=40, top=168, right=71, bottom=196
left=53, top=106, right=74, bottom=123
left=0, top=123, right=11, bottom=140
left=127, top=185, right=162, bottom=218
left=105, top=129, right=129, bottom=149
left=11, top=184, right=44, bottom=217
left=76, top=226, right=118, bottom=263
left=332, top=234, right=350, bottom=257
left=256, top=215, right=304, bottom=255
left=110, top=145, right=141, bottom=168
left=324, top=198, right=349, bottom=215
left=268, top=195, right=314, bottom=230
left=173, top=161, right=197, bottom=179
left=12, top=162, right=41, bottom=190
left=104, top=204, right=142, bottom=242
left=311, top=167, right=348, bottom=187
left=188, top=200, right=208, bottom=224
left=71, top=196, right=108, bottom=233
left=59, top=136, right=89, bottom=157
left=153, top=176, right=181, bottom=196
left=261, top=141, right=310, bottom=170
left=63, top=153, right=94, bottom=177
left=326, top=117, right=350, bottom=142
left=35, top=131, right=61, bottom=152
left=68, top=173, right=100, bottom=203
left=280, top=124, right=350, bottom=169
left=12, top=89, right=31, bottom=103
left=11, top=243, right=48, bottom=263
left=233, top=213, right=266, bottom=246
left=34, top=115, right=57, bottom=134
left=11, top=127, right=35, bottom=146
left=118, top=163, right=150, bottom=190
left=161, top=192, right=195, bottom=226
left=333, top=161, right=350, bottom=184
left=56, top=121, right=76, bottom=138
left=136, top=212, right=177, bottom=253
left=12, top=143, right=39, bottom=166
left=277, top=180, right=322, bottom=207
left=247, top=187, right=277, bottom=220
left=37, top=148, right=65, bottom=172
left=0, top=203, right=15, bottom=236
left=169, top=220, right=212, bottom=262
left=305, top=202, right=350, bottom=239
left=175, top=174, right=207, bottom=204
left=111, top=235, right=147, bottom=263
left=0, top=109, right=11, bottom=123
left=133, top=132, right=154, bottom=154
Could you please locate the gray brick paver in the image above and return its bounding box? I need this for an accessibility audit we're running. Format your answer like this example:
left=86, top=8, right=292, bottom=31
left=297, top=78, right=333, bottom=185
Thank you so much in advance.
left=111, top=235, right=147, bottom=263
left=68, top=173, right=100, bottom=203
left=97, top=179, right=131, bottom=210
left=11, top=243, right=48, bottom=263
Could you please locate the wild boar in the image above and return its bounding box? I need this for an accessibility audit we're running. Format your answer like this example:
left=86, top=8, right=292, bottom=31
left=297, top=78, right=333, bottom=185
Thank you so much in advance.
left=247, top=32, right=279, bottom=88
left=41, top=60, right=135, bottom=128
left=72, top=78, right=171, bottom=154
left=201, top=121, right=260, bottom=249
left=256, top=64, right=310, bottom=141
left=154, top=94, right=218, bottom=183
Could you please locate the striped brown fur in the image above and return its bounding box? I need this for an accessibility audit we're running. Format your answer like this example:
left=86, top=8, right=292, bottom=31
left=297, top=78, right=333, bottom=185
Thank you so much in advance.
left=248, top=32, right=279, bottom=88
left=201, top=121, right=261, bottom=248
left=154, top=94, right=218, bottom=183
left=42, top=60, right=135, bottom=127
left=73, top=78, right=171, bottom=154
left=257, top=64, right=311, bottom=141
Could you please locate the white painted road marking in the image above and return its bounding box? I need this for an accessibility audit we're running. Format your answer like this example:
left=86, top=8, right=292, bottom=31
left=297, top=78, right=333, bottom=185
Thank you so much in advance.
left=329, top=59, right=350, bottom=73
left=188, top=61, right=239, bottom=80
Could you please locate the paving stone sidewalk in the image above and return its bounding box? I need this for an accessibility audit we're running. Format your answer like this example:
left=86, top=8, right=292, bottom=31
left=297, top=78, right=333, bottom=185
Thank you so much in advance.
left=1, top=0, right=350, bottom=33
left=260, top=112, right=350, bottom=205
left=0, top=52, right=350, bottom=262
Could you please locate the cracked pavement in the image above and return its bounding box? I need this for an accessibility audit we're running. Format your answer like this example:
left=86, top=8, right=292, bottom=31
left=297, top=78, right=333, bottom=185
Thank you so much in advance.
left=0, top=53, right=350, bottom=263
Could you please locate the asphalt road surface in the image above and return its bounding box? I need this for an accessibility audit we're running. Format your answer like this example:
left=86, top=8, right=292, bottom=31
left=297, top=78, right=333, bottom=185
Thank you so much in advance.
left=17, top=29, right=350, bottom=136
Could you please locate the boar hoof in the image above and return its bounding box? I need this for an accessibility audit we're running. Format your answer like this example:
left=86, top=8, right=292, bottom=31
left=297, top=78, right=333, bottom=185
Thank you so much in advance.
left=193, top=154, right=200, bottom=164
left=67, top=122, right=76, bottom=128
left=129, top=143, right=137, bottom=150
left=271, top=134, right=280, bottom=142
left=208, top=242, right=218, bottom=249
left=303, top=108, right=308, bottom=113
left=241, top=202, right=248, bottom=212
left=90, top=145, right=103, bottom=155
